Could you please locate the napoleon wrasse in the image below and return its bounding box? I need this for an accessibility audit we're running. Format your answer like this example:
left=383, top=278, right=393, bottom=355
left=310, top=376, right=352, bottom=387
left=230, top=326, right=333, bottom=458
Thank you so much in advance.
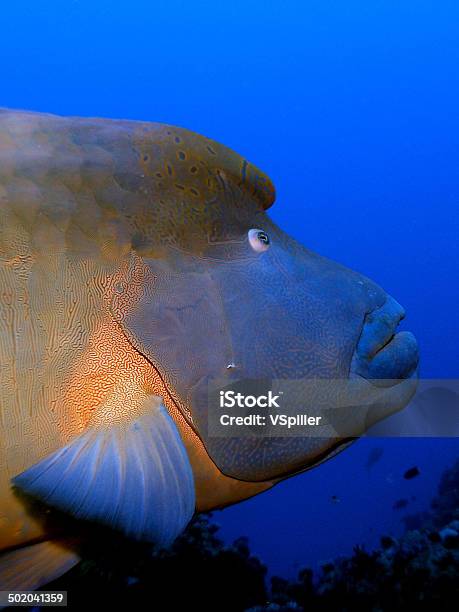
left=0, top=109, right=419, bottom=589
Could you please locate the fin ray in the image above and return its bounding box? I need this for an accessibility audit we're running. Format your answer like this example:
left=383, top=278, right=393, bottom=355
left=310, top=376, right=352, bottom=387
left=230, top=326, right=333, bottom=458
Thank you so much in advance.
left=0, top=540, right=79, bottom=591
left=13, top=397, right=195, bottom=547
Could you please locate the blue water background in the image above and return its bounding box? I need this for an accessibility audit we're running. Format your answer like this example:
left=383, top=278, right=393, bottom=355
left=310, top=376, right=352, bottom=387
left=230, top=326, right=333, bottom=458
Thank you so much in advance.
left=1, top=0, right=458, bottom=578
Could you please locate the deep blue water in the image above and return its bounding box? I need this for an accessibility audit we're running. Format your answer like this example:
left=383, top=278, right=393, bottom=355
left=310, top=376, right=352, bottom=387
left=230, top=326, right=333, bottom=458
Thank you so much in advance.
left=1, top=0, right=458, bottom=578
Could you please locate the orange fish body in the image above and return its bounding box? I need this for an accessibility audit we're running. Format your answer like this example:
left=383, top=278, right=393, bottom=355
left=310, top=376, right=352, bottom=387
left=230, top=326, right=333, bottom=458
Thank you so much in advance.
left=0, top=109, right=274, bottom=588
left=0, top=108, right=418, bottom=590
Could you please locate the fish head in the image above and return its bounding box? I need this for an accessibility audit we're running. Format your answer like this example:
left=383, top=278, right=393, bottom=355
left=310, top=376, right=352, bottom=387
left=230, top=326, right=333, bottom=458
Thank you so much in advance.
left=112, top=128, right=419, bottom=484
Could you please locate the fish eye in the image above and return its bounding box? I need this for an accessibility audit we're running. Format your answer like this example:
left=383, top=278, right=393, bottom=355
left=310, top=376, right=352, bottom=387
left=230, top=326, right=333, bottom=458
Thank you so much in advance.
left=248, top=228, right=270, bottom=252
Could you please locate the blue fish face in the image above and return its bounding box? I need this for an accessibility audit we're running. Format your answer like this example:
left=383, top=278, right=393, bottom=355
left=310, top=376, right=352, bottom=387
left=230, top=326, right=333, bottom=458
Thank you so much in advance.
left=117, top=213, right=419, bottom=481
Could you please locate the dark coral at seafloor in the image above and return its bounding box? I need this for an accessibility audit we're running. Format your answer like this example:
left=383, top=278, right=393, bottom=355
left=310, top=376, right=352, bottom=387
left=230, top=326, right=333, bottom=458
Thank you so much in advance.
left=42, top=459, right=459, bottom=612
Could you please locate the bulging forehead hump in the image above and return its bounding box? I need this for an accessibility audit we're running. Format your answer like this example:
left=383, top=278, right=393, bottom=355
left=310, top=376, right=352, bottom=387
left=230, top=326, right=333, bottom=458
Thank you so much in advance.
left=132, top=122, right=276, bottom=212
left=119, top=121, right=276, bottom=253
left=0, top=109, right=276, bottom=256
left=0, top=109, right=275, bottom=257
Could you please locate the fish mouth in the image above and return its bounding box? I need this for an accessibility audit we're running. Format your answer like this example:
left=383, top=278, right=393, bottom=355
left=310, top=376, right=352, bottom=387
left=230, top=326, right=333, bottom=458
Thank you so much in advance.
left=350, top=296, right=420, bottom=388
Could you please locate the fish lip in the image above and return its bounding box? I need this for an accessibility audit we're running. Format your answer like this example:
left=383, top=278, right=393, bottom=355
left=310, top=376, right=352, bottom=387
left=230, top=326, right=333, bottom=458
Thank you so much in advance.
left=350, top=297, right=419, bottom=386
left=358, top=297, right=406, bottom=359
left=369, top=331, right=420, bottom=386
left=371, top=325, right=399, bottom=357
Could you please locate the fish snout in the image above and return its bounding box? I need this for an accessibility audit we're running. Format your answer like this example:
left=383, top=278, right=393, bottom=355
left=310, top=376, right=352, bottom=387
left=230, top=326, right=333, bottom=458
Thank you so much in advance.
left=350, top=296, right=419, bottom=387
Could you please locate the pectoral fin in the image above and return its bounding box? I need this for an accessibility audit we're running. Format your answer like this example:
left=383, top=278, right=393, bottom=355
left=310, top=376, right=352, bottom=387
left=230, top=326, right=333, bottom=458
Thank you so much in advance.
left=13, top=396, right=195, bottom=547
left=0, top=539, right=79, bottom=592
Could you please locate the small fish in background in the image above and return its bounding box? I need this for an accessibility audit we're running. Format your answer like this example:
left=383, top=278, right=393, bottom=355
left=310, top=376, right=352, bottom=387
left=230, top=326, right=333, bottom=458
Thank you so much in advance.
left=365, top=446, right=384, bottom=471
left=404, top=466, right=421, bottom=480
left=393, top=498, right=410, bottom=511
left=331, top=495, right=340, bottom=504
